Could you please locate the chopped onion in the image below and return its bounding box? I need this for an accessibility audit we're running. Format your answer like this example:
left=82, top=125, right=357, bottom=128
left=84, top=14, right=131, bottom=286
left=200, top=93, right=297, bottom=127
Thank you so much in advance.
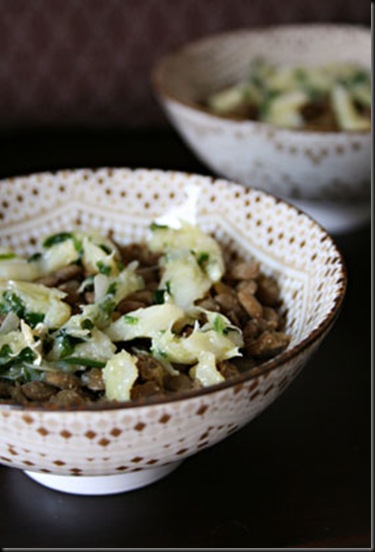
left=0, top=311, right=20, bottom=335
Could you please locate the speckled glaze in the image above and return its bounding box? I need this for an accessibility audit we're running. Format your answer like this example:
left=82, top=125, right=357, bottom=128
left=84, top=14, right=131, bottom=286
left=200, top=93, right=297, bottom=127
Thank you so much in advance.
left=0, top=168, right=346, bottom=494
left=152, top=25, right=371, bottom=231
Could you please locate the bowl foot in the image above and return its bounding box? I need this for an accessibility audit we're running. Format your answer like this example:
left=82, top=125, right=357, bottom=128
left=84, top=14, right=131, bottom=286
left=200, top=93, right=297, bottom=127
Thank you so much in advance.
left=24, top=461, right=183, bottom=495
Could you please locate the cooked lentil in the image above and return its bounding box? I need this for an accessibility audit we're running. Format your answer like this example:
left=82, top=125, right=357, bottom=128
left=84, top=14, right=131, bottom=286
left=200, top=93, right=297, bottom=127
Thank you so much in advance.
left=0, top=228, right=291, bottom=406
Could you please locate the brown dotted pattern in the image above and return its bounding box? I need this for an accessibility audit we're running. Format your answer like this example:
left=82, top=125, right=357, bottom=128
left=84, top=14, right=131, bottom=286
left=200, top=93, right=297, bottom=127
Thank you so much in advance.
left=98, top=438, right=110, bottom=447
left=37, top=427, right=49, bottom=436
left=110, top=427, right=122, bottom=437
left=134, top=422, right=146, bottom=431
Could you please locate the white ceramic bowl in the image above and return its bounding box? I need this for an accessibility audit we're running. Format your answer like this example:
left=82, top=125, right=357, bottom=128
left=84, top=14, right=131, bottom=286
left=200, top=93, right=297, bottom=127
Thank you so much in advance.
left=0, top=168, right=346, bottom=495
left=152, top=24, right=371, bottom=233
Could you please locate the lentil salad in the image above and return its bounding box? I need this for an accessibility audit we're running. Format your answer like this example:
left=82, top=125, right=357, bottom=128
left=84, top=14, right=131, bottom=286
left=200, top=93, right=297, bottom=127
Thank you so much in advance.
left=0, top=223, right=290, bottom=407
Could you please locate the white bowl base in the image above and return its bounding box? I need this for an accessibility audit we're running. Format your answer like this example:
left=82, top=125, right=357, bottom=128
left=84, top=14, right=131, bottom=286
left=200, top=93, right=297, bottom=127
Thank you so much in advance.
left=24, top=461, right=183, bottom=495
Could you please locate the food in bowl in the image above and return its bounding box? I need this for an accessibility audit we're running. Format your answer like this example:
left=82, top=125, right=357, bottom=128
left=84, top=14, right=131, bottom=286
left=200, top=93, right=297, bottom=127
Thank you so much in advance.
left=0, top=168, right=346, bottom=495
left=0, top=223, right=290, bottom=407
left=205, top=59, right=371, bottom=131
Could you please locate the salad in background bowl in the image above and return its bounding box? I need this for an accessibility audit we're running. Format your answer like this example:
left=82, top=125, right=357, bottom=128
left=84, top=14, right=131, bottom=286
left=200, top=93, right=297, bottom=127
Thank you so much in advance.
left=152, top=24, right=371, bottom=233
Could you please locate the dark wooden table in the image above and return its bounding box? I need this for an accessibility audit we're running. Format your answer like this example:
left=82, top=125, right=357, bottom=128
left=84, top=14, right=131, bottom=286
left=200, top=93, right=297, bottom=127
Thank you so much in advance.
left=0, top=128, right=371, bottom=549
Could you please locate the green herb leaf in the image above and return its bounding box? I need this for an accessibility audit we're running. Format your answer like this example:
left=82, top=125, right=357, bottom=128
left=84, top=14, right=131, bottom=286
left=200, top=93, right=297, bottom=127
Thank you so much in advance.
left=26, top=312, right=45, bottom=327
left=197, top=251, right=210, bottom=266
left=27, top=252, right=42, bottom=263
left=97, top=261, right=111, bottom=275
left=72, top=235, right=83, bottom=255
left=106, top=282, right=117, bottom=296
left=153, top=281, right=172, bottom=304
left=123, top=315, right=139, bottom=325
left=0, top=252, right=16, bottom=260
left=43, top=232, right=73, bottom=248
left=348, top=70, right=370, bottom=86
left=150, top=222, right=169, bottom=231
left=99, top=243, right=112, bottom=255
left=153, top=289, right=165, bottom=304
left=81, top=319, right=94, bottom=330
left=0, top=291, right=26, bottom=318
left=55, top=331, right=85, bottom=358
left=17, top=347, right=36, bottom=364
left=1, top=364, right=44, bottom=383
left=213, top=316, right=227, bottom=334
left=0, top=346, right=37, bottom=375
left=0, top=292, right=45, bottom=328
left=62, top=357, right=106, bottom=368
left=101, top=298, right=116, bottom=317
left=0, top=344, right=13, bottom=365
left=259, top=90, right=281, bottom=119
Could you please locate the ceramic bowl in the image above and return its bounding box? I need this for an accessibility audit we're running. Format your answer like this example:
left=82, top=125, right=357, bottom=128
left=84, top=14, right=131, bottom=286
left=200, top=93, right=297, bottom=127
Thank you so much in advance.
left=152, top=24, right=371, bottom=233
left=0, top=168, right=346, bottom=495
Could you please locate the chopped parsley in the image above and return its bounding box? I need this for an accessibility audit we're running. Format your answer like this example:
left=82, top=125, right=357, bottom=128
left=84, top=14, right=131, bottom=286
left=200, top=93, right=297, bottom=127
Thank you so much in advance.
left=0, top=252, right=16, bottom=260
left=196, top=251, right=210, bottom=266
left=123, top=315, right=139, bottom=325
left=153, top=281, right=171, bottom=304
left=54, top=330, right=86, bottom=358
left=42, top=232, right=74, bottom=248
left=61, top=357, right=106, bottom=368
left=0, top=346, right=38, bottom=380
left=96, top=261, right=111, bottom=275
left=0, top=291, right=45, bottom=328
left=150, top=222, right=169, bottom=231
left=27, top=252, right=42, bottom=263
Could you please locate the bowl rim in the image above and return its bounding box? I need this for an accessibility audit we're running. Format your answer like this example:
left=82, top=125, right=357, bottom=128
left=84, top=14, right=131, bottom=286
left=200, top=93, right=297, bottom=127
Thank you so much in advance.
left=0, top=167, right=348, bottom=413
left=151, top=22, right=371, bottom=138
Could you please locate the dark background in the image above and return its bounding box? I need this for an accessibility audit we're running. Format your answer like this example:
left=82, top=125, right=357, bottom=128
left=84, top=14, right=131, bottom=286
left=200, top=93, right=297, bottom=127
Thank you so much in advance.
left=0, top=0, right=371, bottom=129
left=0, top=0, right=371, bottom=548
